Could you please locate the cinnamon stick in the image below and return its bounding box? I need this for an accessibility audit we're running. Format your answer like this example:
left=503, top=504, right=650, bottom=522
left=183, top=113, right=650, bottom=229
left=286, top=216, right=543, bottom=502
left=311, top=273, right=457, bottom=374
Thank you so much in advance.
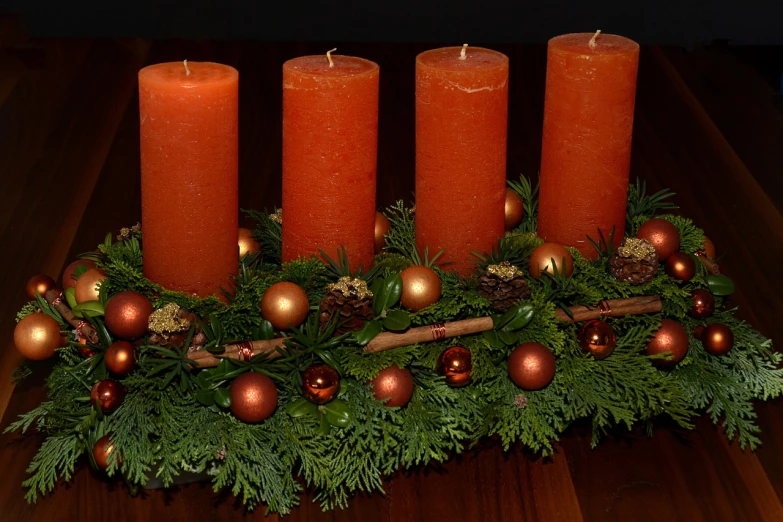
left=45, top=289, right=100, bottom=344
left=364, top=317, right=494, bottom=353
left=554, top=295, right=662, bottom=322
left=188, top=338, right=287, bottom=368
left=695, top=252, right=721, bottom=275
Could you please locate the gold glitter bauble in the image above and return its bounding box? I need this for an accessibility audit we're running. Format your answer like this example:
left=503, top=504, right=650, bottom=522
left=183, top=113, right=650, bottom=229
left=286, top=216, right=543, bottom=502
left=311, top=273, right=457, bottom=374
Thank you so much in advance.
left=577, top=320, right=617, bottom=360
left=105, top=341, right=137, bottom=375
left=238, top=227, right=261, bottom=257
left=148, top=302, right=190, bottom=334
left=504, top=188, right=524, bottom=231
left=230, top=372, right=278, bottom=423
left=400, top=265, right=442, bottom=312
left=370, top=365, right=414, bottom=407
left=375, top=212, right=391, bottom=254
left=61, top=259, right=95, bottom=290
left=105, top=291, right=153, bottom=339
left=646, top=319, right=689, bottom=366
left=302, top=364, right=341, bottom=404
left=74, top=268, right=106, bottom=304
left=528, top=243, right=573, bottom=278
left=508, top=342, right=556, bottom=390
left=25, top=274, right=57, bottom=300
left=93, top=435, right=119, bottom=470
left=701, top=323, right=734, bottom=356
left=437, top=346, right=473, bottom=387
left=14, top=313, right=61, bottom=360
left=260, top=281, right=310, bottom=330
left=636, top=219, right=680, bottom=261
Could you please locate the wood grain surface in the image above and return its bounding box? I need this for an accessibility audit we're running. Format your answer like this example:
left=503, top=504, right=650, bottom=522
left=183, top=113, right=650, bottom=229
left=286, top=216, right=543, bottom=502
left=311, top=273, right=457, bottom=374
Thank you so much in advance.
left=1, top=29, right=782, bottom=521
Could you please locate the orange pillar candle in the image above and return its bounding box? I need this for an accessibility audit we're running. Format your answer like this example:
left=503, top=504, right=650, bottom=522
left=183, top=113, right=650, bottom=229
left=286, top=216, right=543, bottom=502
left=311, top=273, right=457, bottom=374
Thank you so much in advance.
left=538, top=32, right=640, bottom=258
left=415, top=45, right=509, bottom=276
left=139, top=61, right=239, bottom=297
left=282, top=52, right=379, bottom=272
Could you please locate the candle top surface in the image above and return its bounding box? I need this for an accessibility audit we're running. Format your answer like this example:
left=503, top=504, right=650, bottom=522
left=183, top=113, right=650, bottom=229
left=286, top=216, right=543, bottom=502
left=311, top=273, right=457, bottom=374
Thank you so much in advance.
left=416, top=46, right=508, bottom=72
left=549, top=33, right=639, bottom=56
left=139, top=61, right=238, bottom=88
left=283, top=55, right=379, bottom=77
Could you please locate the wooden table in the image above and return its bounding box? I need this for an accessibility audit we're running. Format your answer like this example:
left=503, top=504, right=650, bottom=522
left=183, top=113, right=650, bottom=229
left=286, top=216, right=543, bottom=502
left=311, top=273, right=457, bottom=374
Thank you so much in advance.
left=1, top=37, right=782, bottom=521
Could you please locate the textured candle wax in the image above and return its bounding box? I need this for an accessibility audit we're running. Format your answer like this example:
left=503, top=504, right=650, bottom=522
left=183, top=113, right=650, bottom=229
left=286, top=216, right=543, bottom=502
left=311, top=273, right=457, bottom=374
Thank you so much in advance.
left=415, top=46, right=509, bottom=276
left=282, top=54, right=379, bottom=272
left=538, top=33, right=639, bottom=258
left=139, top=61, right=239, bottom=297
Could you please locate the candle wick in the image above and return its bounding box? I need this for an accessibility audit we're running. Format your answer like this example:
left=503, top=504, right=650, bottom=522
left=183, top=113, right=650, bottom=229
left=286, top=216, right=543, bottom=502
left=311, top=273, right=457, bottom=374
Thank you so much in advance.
left=326, top=48, right=337, bottom=67
left=458, top=43, right=468, bottom=60
left=183, top=59, right=191, bottom=76
left=588, top=30, right=601, bottom=50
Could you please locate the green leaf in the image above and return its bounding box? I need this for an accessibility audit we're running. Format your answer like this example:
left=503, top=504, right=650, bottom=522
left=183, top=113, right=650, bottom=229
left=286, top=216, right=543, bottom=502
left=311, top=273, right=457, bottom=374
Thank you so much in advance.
left=322, top=399, right=352, bottom=428
left=351, top=320, right=383, bottom=346
left=259, top=320, right=275, bottom=340
left=502, top=303, right=535, bottom=332
left=706, top=274, right=735, bottom=296
left=195, top=389, right=215, bottom=406
left=382, top=309, right=411, bottom=331
left=483, top=330, right=502, bottom=348
left=285, top=397, right=318, bottom=418
left=498, top=330, right=517, bottom=346
left=71, top=300, right=105, bottom=319
left=372, top=274, right=403, bottom=315
left=64, top=287, right=78, bottom=308
left=214, top=388, right=231, bottom=409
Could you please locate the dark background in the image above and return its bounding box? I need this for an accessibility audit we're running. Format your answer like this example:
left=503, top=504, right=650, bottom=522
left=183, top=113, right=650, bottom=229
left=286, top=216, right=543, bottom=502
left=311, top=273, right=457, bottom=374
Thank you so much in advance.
left=3, top=0, right=783, bottom=46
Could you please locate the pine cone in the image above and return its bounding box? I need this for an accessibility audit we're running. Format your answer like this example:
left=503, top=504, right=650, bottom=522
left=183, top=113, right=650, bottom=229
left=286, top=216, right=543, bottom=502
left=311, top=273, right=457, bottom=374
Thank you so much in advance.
left=319, top=277, right=374, bottom=334
left=147, top=302, right=207, bottom=352
left=609, top=238, right=659, bottom=285
left=477, top=261, right=531, bottom=313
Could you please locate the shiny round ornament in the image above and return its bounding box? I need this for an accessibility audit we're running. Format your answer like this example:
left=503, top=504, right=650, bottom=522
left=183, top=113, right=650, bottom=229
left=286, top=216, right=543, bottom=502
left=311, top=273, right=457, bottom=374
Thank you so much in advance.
left=104, top=291, right=153, bottom=339
left=646, top=319, right=689, bottom=366
left=370, top=364, right=414, bottom=407
left=374, top=212, right=391, bottom=254
left=105, top=341, right=137, bottom=375
left=689, top=289, right=715, bottom=319
left=701, top=323, right=734, bottom=356
left=62, top=259, right=96, bottom=290
left=90, top=379, right=126, bottom=413
left=665, top=252, right=696, bottom=281
left=437, top=346, right=473, bottom=387
left=577, top=320, right=617, bottom=360
left=528, top=243, right=573, bottom=278
left=74, top=268, right=106, bottom=304
left=508, top=342, right=556, bottom=390
left=703, top=236, right=716, bottom=260
left=229, top=371, right=278, bottom=423
left=400, top=265, right=442, bottom=312
left=93, top=435, right=119, bottom=470
left=302, top=364, right=341, bottom=404
left=504, top=188, right=524, bottom=231
left=260, top=281, right=310, bottom=330
left=14, top=313, right=61, bottom=360
left=636, top=219, right=680, bottom=261
left=25, top=274, right=57, bottom=300
left=238, top=227, right=261, bottom=257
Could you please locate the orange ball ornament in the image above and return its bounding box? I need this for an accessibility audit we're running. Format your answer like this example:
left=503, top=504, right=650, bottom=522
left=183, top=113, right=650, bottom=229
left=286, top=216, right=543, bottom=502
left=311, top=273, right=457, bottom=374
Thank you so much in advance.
left=374, top=212, right=391, bottom=254
left=508, top=342, right=556, bottom=390
left=689, top=289, right=715, bottom=319
left=701, top=323, right=734, bottom=356
left=104, top=291, right=153, bottom=339
left=93, top=435, right=119, bottom=470
left=577, top=320, right=617, bottom=360
left=370, top=365, right=414, bottom=407
left=105, top=341, right=137, bottom=375
left=302, top=364, right=341, bottom=404
left=260, top=281, right=310, bottom=330
left=636, top=219, right=680, bottom=261
left=25, top=274, right=57, bottom=300
left=62, top=259, right=96, bottom=290
left=437, top=346, right=473, bottom=387
left=528, top=243, right=573, bottom=278
left=400, top=265, right=442, bottom=312
left=238, top=227, right=261, bottom=257
left=74, top=268, right=106, bottom=304
left=229, top=372, right=279, bottom=423
left=646, top=319, right=689, bottom=366
left=504, top=188, right=524, bottom=231
left=14, top=313, right=61, bottom=360
left=90, top=379, right=126, bottom=413
left=665, top=252, right=696, bottom=281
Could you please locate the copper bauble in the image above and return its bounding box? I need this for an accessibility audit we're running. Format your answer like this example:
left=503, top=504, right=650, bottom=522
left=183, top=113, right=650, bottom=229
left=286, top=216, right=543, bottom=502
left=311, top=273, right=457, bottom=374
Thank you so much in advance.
left=93, top=435, right=119, bottom=470
left=504, top=188, right=524, bottom=231
left=703, top=236, right=716, bottom=260
left=105, top=341, right=137, bottom=375
left=104, top=291, right=153, bottom=339
left=374, top=212, right=392, bottom=254
left=229, top=372, right=278, bottom=423
left=25, top=274, right=57, bottom=300
left=508, top=342, right=556, bottom=390
left=238, top=227, right=261, bottom=257
left=14, top=313, right=61, bottom=360
left=302, top=364, right=341, bottom=404
left=636, top=219, right=680, bottom=261
left=437, top=346, right=473, bottom=387
left=62, top=259, right=96, bottom=290
left=528, top=243, right=573, bottom=279
left=689, top=289, right=715, bottom=319
left=646, top=319, right=689, bottom=366
left=370, top=364, right=414, bottom=407
left=400, top=265, right=442, bottom=312
left=701, top=323, right=734, bottom=356
left=665, top=252, right=696, bottom=281
left=693, top=325, right=705, bottom=340
left=74, top=268, right=106, bottom=303
left=260, top=281, right=310, bottom=330
left=577, top=320, right=617, bottom=360
left=90, top=379, right=126, bottom=413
